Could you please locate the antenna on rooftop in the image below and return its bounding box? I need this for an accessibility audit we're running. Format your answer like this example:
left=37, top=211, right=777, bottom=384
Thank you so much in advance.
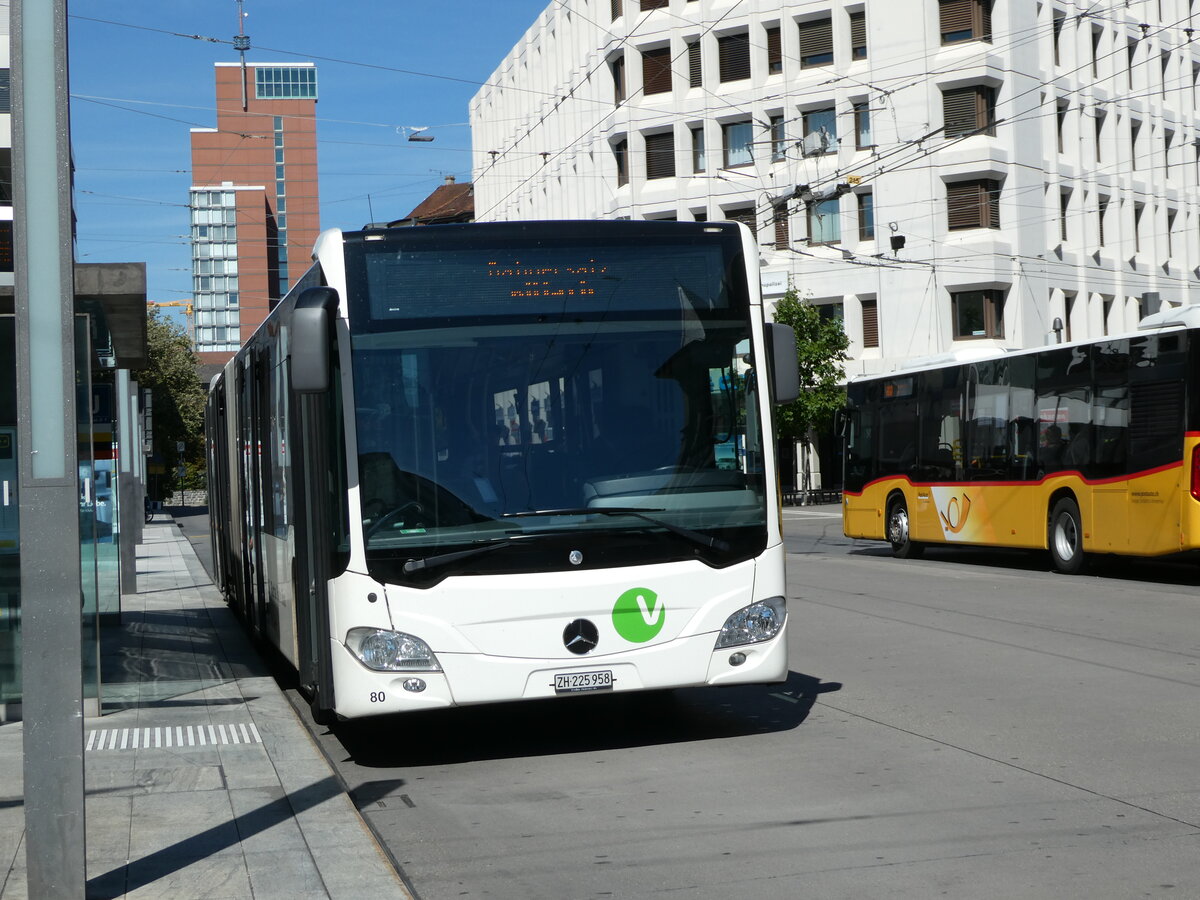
left=234, top=0, right=251, bottom=111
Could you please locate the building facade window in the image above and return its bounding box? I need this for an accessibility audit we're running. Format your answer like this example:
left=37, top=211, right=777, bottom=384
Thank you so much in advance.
left=817, top=302, right=845, bottom=326
left=946, top=179, right=1000, bottom=229
left=802, top=107, right=837, bottom=155
left=717, top=33, right=751, bottom=82
left=644, top=131, right=676, bottom=179
left=254, top=66, right=317, bottom=100
left=688, top=40, right=702, bottom=87
left=799, top=18, right=834, bottom=68
left=1097, top=194, right=1109, bottom=246
left=1060, top=189, right=1070, bottom=243
left=766, top=26, right=782, bottom=74
left=939, top=0, right=991, bottom=44
left=773, top=201, right=790, bottom=248
left=611, top=0, right=622, bottom=22
left=857, top=191, right=874, bottom=241
left=942, top=85, right=995, bottom=137
left=770, top=115, right=786, bottom=161
left=861, top=298, right=879, bottom=348
left=0, top=70, right=10, bottom=114
left=642, top=47, right=672, bottom=95
left=614, top=138, right=629, bottom=186
left=854, top=101, right=873, bottom=149
left=952, top=289, right=1004, bottom=339
left=807, top=197, right=841, bottom=244
left=691, top=126, right=706, bottom=173
left=640, top=0, right=667, bottom=9
left=725, top=206, right=757, bottom=238
left=850, top=12, right=867, bottom=59
left=722, top=121, right=753, bottom=167
left=190, top=189, right=242, bottom=352
left=612, top=55, right=626, bottom=104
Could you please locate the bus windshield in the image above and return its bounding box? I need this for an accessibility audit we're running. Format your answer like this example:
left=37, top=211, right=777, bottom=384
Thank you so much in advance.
left=342, top=223, right=767, bottom=581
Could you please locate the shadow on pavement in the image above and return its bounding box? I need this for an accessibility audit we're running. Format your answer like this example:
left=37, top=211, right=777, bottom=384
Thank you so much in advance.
left=86, top=776, right=344, bottom=899
left=847, top=542, right=1200, bottom=587
left=332, top=670, right=841, bottom=768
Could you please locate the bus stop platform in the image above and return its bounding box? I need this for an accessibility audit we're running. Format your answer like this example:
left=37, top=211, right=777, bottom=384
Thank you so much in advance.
left=0, top=518, right=410, bottom=899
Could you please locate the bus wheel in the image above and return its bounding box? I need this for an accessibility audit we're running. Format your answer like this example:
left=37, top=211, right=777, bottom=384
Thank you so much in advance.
left=1049, top=497, right=1085, bottom=574
left=887, top=497, right=923, bottom=559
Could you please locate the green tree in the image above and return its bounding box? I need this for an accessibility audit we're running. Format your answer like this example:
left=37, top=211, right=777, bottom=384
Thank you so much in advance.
left=135, top=309, right=207, bottom=498
left=771, top=286, right=850, bottom=497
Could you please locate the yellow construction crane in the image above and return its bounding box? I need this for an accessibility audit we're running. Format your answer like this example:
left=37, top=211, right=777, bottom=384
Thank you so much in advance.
left=146, top=300, right=194, bottom=339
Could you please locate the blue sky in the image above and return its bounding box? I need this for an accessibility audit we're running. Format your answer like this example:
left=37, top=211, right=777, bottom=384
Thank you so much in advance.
left=67, top=0, right=549, bottom=324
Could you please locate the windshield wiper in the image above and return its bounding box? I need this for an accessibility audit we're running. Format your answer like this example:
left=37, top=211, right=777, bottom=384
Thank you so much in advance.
left=401, top=535, right=533, bottom=574
left=502, top=507, right=731, bottom=553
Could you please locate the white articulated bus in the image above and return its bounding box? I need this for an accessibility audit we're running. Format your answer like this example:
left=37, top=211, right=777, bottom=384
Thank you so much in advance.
left=206, top=220, right=799, bottom=721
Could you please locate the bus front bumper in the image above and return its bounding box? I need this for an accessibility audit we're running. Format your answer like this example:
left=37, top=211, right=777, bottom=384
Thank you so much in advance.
left=327, top=627, right=789, bottom=718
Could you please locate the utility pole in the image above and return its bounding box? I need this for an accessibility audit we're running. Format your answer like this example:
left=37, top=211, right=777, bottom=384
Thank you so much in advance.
left=13, top=0, right=87, bottom=895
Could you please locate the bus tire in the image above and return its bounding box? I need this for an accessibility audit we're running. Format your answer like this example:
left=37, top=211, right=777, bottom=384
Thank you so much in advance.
left=1048, top=497, right=1085, bottom=574
left=887, top=496, right=923, bottom=559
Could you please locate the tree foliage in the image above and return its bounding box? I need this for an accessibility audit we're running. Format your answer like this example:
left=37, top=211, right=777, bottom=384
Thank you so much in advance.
left=771, top=286, right=850, bottom=442
left=135, top=309, right=207, bottom=497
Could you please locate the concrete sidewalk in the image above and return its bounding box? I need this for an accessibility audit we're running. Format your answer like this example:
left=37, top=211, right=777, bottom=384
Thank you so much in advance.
left=0, top=518, right=410, bottom=899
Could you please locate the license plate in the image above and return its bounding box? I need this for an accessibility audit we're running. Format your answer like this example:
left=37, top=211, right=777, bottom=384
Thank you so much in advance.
left=554, top=669, right=614, bottom=694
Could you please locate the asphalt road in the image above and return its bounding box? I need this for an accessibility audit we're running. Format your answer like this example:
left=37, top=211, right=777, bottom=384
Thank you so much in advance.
left=194, top=503, right=1200, bottom=898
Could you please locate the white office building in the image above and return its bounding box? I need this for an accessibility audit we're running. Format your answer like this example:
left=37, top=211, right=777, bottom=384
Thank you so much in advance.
left=471, top=0, right=1200, bottom=377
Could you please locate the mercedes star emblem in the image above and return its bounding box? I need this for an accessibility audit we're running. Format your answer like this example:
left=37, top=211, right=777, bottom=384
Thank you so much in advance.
left=563, top=618, right=599, bottom=655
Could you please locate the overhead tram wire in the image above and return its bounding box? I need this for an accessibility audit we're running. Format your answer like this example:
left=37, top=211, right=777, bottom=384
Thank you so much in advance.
left=478, top=3, right=1087, bottom=219
left=68, top=13, right=619, bottom=110
left=787, top=11, right=1200, bottom=206
left=745, top=6, right=1198, bottom=205
left=479, top=0, right=753, bottom=219
left=72, top=6, right=1199, bottom=225
left=487, top=1, right=1063, bottom=179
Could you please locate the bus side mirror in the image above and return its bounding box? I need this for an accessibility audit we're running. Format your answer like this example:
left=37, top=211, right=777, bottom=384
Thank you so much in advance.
left=765, top=323, right=800, bottom=405
left=834, top=408, right=851, bottom=438
left=292, top=287, right=340, bottom=393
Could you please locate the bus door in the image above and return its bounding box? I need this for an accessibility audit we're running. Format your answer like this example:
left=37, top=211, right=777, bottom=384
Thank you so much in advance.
left=1126, top=334, right=1188, bottom=555
left=238, top=354, right=264, bottom=634
left=1088, top=341, right=1130, bottom=552
left=290, top=322, right=346, bottom=722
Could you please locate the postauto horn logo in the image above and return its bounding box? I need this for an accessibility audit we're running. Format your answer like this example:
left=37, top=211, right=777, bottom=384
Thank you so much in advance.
left=612, top=587, right=665, bottom=643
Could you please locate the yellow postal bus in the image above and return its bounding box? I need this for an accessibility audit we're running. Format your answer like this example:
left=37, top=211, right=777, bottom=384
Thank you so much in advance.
left=841, top=310, right=1200, bottom=573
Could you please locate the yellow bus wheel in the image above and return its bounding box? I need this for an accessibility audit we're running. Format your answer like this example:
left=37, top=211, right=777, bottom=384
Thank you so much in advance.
left=1049, top=497, right=1085, bottom=575
left=887, top=496, right=924, bottom=560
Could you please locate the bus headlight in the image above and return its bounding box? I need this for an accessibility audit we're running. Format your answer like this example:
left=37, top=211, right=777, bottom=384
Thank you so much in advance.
left=346, top=627, right=442, bottom=672
left=714, top=597, right=786, bottom=649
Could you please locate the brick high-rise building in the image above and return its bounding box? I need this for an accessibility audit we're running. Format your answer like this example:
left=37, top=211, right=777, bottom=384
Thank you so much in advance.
left=190, top=61, right=320, bottom=364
